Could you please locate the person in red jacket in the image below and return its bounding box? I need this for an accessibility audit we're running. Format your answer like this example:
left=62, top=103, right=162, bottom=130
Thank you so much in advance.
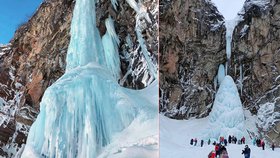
left=215, top=144, right=220, bottom=157
left=261, top=140, right=265, bottom=150
left=208, top=150, right=216, bottom=158
left=241, top=136, right=245, bottom=144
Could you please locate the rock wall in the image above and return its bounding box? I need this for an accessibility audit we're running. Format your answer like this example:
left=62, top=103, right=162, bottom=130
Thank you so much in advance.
left=0, top=0, right=158, bottom=156
left=231, top=0, right=280, bottom=144
left=160, top=0, right=226, bottom=119
left=0, top=1, right=74, bottom=156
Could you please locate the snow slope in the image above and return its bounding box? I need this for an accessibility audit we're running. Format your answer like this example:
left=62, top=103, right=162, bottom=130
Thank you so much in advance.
left=160, top=115, right=280, bottom=158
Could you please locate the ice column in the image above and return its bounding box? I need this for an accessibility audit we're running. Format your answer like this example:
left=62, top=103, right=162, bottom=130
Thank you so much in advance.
left=217, top=64, right=225, bottom=85
left=225, top=20, right=236, bottom=61
left=66, top=0, right=105, bottom=71
left=102, top=16, right=121, bottom=79
left=207, top=76, right=247, bottom=140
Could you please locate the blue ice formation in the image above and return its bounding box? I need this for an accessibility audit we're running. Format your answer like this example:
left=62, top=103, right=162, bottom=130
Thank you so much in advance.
left=217, top=64, right=225, bottom=85
left=225, top=20, right=236, bottom=60
left=207, top=76, right=247, bottom=140
left=21, top=0, right=158, bottom=157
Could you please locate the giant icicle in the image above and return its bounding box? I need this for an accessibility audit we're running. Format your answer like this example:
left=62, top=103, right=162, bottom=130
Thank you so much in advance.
left=21, top=0, right=158, bottom=157
left=217, top=64, right=225, bottom=85
left=206, top=76, right=248, bottom=140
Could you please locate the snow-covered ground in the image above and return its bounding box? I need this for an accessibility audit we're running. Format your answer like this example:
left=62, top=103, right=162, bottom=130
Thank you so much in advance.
left=160, top=115, right=280, bottom=158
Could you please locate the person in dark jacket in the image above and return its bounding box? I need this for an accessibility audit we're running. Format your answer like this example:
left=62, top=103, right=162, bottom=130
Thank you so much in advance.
left=213, top=141, right=216, bottom=145
left=233, top=137, right=237, bottom=144
left=228, top=135, right=232, bottom=144
left=271, top=142, right=275, bottom=151
left=208, top=139, right=211, bottom=145
left=242, top=145, right=251, bottom=158
left=219, top=145, right=227, bottom=154
left=194, top=138, right=197, bottom=146
left=190, top=138, right=194, bottom=145
left=257, top=139, right=261, bottom=147
left=201, top=139, right=204, bottom=147
left=224, top=139, right=228, bottom=146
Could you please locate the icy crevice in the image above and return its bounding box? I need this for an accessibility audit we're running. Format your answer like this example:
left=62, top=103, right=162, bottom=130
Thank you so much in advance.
left=126, top=0, right=157, bottom=79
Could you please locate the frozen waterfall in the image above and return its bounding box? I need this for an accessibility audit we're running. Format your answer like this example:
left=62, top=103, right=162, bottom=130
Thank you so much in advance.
left=225, top=20, right=237, bottom=60
left=206, top=76, right=247, bottom=140
left=21, top=0, right=158, bottom=157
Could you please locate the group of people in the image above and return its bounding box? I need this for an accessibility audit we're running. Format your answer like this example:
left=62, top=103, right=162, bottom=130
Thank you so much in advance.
left=190, top=138, right=204, bottom=147
left=228, top=135, right=246, bottom=144
left=189, top=135, right=277, bottom=158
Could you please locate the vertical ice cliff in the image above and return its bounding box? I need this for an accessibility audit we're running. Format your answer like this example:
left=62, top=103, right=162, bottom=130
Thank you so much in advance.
left=20, top=0, right=158, bottom=157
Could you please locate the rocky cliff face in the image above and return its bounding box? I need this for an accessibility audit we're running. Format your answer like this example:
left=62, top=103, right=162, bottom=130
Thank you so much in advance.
left=160, top=0, right=280, bottom=144
left=160, top=0, right=226, bottom=119
left=231, top=0, right=280, bottom=144
left=0, top=0, right=157, bottom=157
left=0, top=1, right=74, bottom=156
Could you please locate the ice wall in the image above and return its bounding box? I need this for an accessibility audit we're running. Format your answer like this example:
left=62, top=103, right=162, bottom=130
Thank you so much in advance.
left=21, top=0, right=158, bottom=157
left=207, top=76, right=247, bottom=140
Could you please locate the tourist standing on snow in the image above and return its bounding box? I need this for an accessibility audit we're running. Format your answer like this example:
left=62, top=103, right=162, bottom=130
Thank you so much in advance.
left=242, top=145, right=251, bottom=158
left=215, top=143, right=220, bottom=157
left=256, top=139, right=261, bottom=147
left=220, top=148, right=229, bottom=158
left=208, top=150, right=216, bottom=158
left=228, top=135, right=232, bottom=144
left=272, top=142, right=275, bottom=151
left=208, top=139, right=211, bottom=145
left=224, top=139, right=228, bottom=146
left=190, top=138, right=194, bottom=145
left=231, top=136, right=236, bottom=144
left=241, top=136, right=245, bottom=144
left=252, top=137, right=256, bottom=146
left=194, top=138, right=197, bottom=146
left=201, top=139, right=204, bottom=147
left=220, top=136, right=224, bottom=144
left=261, top=140, right=265, bottom=150
left=234, top=137, right=237, bottom=144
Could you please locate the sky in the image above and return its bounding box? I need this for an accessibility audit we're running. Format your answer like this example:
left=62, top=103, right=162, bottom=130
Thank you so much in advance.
left=212, top=0, right=246, bottom=20
left=0, top=0, right=42, bottom=44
